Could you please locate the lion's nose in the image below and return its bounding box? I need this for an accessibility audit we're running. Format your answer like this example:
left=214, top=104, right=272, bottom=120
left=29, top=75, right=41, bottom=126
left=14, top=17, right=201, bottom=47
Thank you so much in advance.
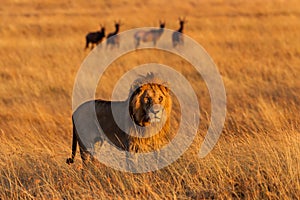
left=150, top=104, right=161, bottom=114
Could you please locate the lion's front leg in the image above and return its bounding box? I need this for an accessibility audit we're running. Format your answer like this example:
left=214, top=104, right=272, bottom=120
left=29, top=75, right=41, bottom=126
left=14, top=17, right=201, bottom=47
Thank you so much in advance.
left=79, top=147, right=92, bottom=166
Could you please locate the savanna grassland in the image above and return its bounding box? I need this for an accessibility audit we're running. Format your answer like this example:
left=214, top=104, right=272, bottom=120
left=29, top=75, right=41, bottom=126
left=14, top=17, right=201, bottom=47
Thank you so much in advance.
left=0, top=0, right=299, bottom=199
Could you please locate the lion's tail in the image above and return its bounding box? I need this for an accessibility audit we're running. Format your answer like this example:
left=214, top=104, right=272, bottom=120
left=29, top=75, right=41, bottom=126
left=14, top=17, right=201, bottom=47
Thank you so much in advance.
left=66, top=118, right=78, bottom=165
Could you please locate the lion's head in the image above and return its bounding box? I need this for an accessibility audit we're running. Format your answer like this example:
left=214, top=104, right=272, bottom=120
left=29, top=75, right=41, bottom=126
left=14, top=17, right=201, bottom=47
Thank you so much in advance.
left=128, top=73, right=172, bottom=128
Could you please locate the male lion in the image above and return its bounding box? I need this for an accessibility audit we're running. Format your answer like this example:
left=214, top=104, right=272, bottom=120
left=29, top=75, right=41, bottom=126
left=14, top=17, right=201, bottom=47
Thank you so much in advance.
left=66, top=73, right=172, bottom=165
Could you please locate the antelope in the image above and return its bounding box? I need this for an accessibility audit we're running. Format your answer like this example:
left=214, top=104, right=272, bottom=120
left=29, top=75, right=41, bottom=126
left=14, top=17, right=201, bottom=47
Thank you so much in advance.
left=85, top=25, right=105, bottom=50
left=106, top=21, right=122, bottom=49
left=134, top=21, right=165, bottom=48
left=172, top=17, right=186, bottom=47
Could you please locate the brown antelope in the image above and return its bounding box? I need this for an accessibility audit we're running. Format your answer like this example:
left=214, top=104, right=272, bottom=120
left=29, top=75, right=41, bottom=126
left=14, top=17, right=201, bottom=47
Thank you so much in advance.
left=85, top=25, right=105, bottom=50
left=134, top=21, right=165, bottom=48
left=106, top=21, right=122, bottom=49
left=172, top=17, right=186, bottom=47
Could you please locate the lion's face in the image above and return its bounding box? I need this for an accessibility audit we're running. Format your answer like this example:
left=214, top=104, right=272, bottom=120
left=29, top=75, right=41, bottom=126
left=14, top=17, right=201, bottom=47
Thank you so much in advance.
left=129, top=83, right=171, bottom=127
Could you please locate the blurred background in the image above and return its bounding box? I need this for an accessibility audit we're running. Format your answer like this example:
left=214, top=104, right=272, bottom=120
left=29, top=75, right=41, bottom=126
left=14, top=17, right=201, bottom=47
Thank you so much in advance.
left=0, top=0, right=299, bottom=199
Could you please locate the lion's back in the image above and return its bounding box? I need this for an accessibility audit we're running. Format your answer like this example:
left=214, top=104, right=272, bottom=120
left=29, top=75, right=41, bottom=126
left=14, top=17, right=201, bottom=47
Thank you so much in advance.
left=73, top=99, right=129, bottom=150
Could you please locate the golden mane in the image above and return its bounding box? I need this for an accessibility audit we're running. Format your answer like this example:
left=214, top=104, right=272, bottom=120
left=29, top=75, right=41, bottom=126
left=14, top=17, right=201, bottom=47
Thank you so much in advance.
left=129, top=72, right=170, bottom=95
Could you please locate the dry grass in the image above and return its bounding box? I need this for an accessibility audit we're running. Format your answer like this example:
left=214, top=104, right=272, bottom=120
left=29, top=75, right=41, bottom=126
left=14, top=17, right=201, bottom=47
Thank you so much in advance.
left=0, top=0, right=299, bottom=199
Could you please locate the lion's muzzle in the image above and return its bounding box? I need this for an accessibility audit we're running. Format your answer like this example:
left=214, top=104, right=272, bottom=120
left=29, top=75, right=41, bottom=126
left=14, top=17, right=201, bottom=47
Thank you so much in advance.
left=147, top=104, right=164, bottom=123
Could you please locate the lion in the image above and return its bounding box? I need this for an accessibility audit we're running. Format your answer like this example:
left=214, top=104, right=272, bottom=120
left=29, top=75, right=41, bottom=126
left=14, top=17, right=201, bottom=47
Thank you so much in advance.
left=66, top=73, right=172, bottom=165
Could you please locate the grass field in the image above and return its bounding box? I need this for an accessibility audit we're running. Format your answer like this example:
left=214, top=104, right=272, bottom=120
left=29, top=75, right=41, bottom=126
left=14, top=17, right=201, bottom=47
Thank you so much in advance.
left=0, top=0, right=299, bottom=199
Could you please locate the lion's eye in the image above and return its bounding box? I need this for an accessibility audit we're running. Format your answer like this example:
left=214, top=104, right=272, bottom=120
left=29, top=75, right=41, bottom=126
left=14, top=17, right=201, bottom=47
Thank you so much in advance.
left=144, top=97, right=149, bottom=103
left=159, top=96, right=163, bottom=102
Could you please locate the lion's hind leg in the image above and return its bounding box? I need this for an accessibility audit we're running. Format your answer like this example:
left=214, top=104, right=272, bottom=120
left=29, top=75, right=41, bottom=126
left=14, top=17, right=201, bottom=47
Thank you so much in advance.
left=66, top=121, right=78, bottom=165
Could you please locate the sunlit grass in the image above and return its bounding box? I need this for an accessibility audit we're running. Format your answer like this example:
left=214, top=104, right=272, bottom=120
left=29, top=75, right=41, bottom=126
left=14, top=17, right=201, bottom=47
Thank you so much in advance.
left=0, top=0, right=299, bottom=199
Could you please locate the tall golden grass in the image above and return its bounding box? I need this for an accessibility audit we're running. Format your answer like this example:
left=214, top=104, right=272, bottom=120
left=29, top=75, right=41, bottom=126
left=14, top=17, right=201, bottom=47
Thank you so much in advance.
left=0, top=0, right=299, bottom=199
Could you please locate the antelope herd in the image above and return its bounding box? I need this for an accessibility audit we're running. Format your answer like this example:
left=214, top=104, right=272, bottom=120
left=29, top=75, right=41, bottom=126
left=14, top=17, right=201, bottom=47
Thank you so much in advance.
left=84, top=17, right=187, bottom=50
